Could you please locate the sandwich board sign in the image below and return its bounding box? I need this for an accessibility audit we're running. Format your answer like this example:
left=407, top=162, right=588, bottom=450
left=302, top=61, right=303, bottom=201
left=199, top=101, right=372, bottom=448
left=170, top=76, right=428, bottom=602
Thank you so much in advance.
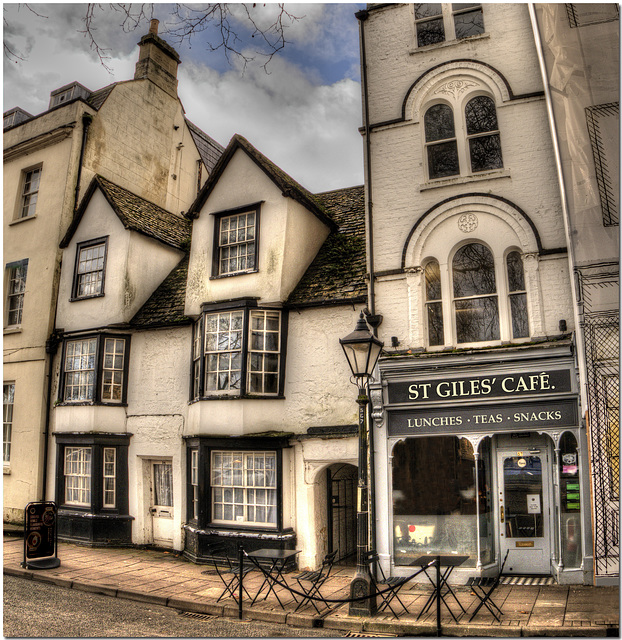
left=22, top=501, right=61, bottom=569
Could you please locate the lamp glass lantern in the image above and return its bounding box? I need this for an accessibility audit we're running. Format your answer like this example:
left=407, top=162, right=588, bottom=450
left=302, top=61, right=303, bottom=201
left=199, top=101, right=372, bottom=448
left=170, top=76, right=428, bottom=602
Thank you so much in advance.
left=339, top=313, right=383, bottom=383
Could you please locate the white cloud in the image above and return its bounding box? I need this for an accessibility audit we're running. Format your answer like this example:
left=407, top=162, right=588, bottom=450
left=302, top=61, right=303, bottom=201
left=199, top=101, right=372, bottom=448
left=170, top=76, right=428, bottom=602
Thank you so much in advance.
left=3, top=2, right=364, bottom=193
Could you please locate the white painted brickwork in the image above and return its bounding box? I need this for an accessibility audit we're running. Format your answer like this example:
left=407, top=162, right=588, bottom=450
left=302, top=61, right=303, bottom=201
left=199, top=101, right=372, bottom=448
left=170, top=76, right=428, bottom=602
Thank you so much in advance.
left=364, top=3, right=574, bottom=351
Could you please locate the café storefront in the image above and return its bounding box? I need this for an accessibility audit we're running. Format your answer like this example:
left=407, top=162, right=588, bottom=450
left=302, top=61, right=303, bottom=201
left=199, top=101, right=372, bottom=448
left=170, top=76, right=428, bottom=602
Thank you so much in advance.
left=372, top=339, right=592, bottom=584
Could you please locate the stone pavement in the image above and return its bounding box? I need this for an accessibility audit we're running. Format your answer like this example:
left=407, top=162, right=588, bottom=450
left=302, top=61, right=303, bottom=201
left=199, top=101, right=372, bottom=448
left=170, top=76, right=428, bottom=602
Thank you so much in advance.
left=3, top=535, right=619, bottom=637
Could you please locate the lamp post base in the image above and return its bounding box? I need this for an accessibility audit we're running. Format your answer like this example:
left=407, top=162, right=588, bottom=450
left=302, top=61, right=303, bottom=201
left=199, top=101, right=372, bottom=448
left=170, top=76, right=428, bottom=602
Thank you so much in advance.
left=348, top=570, right=377, bottom=616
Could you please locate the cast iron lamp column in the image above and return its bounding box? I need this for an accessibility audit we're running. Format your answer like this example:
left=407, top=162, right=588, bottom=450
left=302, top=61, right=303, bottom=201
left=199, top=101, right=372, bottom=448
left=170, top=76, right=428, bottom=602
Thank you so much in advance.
left=340, top=312, right=383, bottom=616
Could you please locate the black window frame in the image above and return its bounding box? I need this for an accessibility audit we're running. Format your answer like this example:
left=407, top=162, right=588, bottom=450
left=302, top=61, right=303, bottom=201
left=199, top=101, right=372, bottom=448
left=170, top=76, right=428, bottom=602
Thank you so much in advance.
left=58, top=333, right=131, bottom=406
left=70, top=236, right=109, bottom=301
left=54, top=433, right=130, bottom=515
left=190, top=298, right=288, bottom=401
left=211, top=203, right=261, bottom=279
left=185, top=436, right=288, bottom=533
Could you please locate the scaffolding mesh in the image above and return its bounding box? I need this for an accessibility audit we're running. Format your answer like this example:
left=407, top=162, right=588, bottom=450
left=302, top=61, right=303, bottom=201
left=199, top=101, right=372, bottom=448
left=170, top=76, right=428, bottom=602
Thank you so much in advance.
left=583, top=313, right=620, bottom=578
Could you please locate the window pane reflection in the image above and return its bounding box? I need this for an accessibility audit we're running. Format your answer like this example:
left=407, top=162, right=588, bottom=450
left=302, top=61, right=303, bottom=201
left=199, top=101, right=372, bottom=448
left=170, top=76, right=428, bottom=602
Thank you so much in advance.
left=392, top=437, right=477, bottom=566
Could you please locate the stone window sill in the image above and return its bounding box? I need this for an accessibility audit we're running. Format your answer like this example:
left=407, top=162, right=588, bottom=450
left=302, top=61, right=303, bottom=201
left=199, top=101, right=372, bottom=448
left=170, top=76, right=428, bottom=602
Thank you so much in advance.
left=419, top=168, right=511, bottom=192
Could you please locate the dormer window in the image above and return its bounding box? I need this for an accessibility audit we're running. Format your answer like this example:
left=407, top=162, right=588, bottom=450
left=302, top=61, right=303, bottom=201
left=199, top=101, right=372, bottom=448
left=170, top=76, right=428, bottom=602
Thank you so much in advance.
left=212, top=203, right=260, bottom=277
left=48, top=82, right=91, bottom=109
left=71, top=238, right=108, bottom=300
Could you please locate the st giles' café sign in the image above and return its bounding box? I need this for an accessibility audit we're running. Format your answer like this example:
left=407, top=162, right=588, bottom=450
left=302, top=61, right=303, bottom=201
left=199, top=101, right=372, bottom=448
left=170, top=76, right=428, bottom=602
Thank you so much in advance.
left=386, top=369, right=578, bottom=436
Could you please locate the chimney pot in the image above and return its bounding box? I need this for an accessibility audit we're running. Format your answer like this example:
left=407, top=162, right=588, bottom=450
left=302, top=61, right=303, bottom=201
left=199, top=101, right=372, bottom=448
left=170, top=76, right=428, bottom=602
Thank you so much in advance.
left=149, top=19, right=159, bottom=35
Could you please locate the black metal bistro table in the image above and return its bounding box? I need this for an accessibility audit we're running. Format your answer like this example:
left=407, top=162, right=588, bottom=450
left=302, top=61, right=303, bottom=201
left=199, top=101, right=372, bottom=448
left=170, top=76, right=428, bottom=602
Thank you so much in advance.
left=247, top=548, right=301, bottom=609
left=411, top=554, right=468, bottom=623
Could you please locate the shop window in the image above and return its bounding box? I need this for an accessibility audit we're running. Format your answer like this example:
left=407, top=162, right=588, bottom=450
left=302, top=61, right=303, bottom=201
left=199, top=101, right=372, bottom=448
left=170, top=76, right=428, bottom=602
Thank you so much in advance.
left=425, top=260, right=444, bottom=346
left=212, top=204, right=259, bottom=277
left=60, top=334, right=130, bottom=404
left=5, top=259, right=28, bottom=327
left=453, top=243, right=499, bottom=343
left=71, top=238, right=108, bottom=300
left=3, top=383, right=14, bottom=466
left=192, top=301, right=286, bottom=399
left=559, top=432, right=583, bottom=569
left=603, top=375, right=620, bottom=499
left=424, top=104, right=459, bottom=179
left=392, top=436, right=478, bottom=566
left=211, top=451, right=277, bottom=526
left=465, top=96, right=503, bottom=173
left=414, top=4, right=484, bottom=48
left=19, top=167, right=42, bottom=219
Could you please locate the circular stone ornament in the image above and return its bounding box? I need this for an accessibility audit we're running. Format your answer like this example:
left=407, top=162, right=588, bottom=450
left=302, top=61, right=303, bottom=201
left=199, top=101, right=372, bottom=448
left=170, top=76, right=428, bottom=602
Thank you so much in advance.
left=458, top=213, right=478, bottom=233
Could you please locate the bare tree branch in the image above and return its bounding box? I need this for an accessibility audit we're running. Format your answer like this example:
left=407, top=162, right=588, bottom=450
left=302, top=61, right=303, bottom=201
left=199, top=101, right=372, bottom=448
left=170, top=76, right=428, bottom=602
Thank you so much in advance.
left=5, top=3, right=303, bottom=73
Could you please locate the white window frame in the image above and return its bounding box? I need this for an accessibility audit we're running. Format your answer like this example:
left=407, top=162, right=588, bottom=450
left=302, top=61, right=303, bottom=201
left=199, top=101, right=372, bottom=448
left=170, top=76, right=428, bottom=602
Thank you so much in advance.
left=101, top=338, right=125, bottom=403
left=19, top=166, right=42, bottom=219
left=217, top=210, right=257, bottom=276
left=3, top=383, right=14, bottom=466
left=64, top=446, right=92, bottom=506
left=5, top=260, right=28, bottom=328
left=248, top=310, right=281, bottom=395
left=63, top=338, right=97, bottom=402
left=203, top=310, right=244, bottom=395
left=413, top=3, right=484, bottom=49
left=73, top=239, right=107, bottom=300
left=103, top=447, right=116, bottom=508
left=191, top=449, right=199, bottom=520
left=210, top=450, right=277, bottom=527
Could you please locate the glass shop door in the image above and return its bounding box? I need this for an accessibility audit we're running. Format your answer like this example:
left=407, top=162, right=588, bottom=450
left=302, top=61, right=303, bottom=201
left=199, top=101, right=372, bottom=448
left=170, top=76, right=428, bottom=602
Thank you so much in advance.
left=497, top=447, right=552, bottom=574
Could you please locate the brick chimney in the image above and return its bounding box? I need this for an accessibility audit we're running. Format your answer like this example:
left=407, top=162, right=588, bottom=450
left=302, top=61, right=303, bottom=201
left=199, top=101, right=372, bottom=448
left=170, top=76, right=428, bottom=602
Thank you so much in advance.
left=134, top=19, right=181, bottom=97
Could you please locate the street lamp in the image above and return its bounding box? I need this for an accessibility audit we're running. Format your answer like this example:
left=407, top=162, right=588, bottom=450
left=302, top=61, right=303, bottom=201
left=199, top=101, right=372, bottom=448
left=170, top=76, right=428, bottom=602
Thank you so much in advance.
left=340, top=311, right=383, bottom=616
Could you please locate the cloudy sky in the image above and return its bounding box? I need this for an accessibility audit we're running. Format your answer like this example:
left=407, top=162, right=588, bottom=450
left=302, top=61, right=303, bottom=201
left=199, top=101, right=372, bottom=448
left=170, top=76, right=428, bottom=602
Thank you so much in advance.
left=3, top=3, right=365, bottom=193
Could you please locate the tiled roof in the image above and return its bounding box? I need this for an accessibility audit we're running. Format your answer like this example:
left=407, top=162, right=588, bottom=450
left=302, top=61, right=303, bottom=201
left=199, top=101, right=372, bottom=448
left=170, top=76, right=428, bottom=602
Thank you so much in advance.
left=131, top=255, right=192, bottom=328
left=87, top=83, right=117, bottom=110
left=287, top=185, right=368, bottom=306
left=61, top=175, right=191, bottom=250
left=187, top=135, right=338, bottom=231
left=186, top=119, right=225, bottom=174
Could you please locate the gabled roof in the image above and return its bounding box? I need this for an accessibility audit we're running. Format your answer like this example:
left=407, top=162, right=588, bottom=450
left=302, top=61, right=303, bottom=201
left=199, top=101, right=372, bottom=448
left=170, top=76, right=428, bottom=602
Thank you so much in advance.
left=186, top=134, right=338, bottom=232
left=131, top=255, right=192, bottom=328
left=60, top=175, right=191, bottom=250
left=186, top=119, right=225, bottom=174
left=287, top=185, right=367, bottom=307
left=132, top=184, right=367, bottom=328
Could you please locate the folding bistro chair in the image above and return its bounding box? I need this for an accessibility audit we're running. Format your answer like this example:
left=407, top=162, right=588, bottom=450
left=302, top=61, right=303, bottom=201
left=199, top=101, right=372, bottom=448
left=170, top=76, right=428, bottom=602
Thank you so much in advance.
left=294, top=549, right=339, bottom=614
left=203, top=543, right=253, bottom=604
left=364, top=551, right=410, bottom=619
left=466, top=549, right=509, bottom=621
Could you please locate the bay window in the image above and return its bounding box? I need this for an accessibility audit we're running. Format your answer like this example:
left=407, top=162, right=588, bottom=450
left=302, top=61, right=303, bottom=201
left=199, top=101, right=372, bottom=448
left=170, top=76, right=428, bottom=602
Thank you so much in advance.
left=60, top=334, right=130, bottom=404
left=55, top=433, right=131, bottom=544
left=192, top=301, right=286, bottom=399
left=211, top=451, right=277, bottom=526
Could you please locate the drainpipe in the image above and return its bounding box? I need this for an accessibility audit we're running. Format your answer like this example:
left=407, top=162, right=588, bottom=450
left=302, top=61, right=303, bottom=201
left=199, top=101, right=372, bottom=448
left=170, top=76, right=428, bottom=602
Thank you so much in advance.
left=356, top=8, right=378, bottom=565
left=42, top=333, right=61, bottom=500
left=74, top=113, right=93, bottom=210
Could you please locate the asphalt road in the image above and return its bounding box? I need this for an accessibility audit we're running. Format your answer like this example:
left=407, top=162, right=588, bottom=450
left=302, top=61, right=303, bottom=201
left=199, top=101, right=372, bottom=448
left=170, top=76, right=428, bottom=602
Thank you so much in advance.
left=3, top=574, right=346, bottom=638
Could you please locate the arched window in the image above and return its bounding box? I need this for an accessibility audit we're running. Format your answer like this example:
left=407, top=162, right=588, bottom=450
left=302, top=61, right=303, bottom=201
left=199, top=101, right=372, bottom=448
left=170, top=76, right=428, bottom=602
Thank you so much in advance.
left=465, top=96, right=503, bottom=172
left=452, top=243, right=499, bottom=343
left=425, top=260, right=444, bottom=346
left=424, top=104, right=459, bottom=179
left=506, top=251, right=528, bottom=338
